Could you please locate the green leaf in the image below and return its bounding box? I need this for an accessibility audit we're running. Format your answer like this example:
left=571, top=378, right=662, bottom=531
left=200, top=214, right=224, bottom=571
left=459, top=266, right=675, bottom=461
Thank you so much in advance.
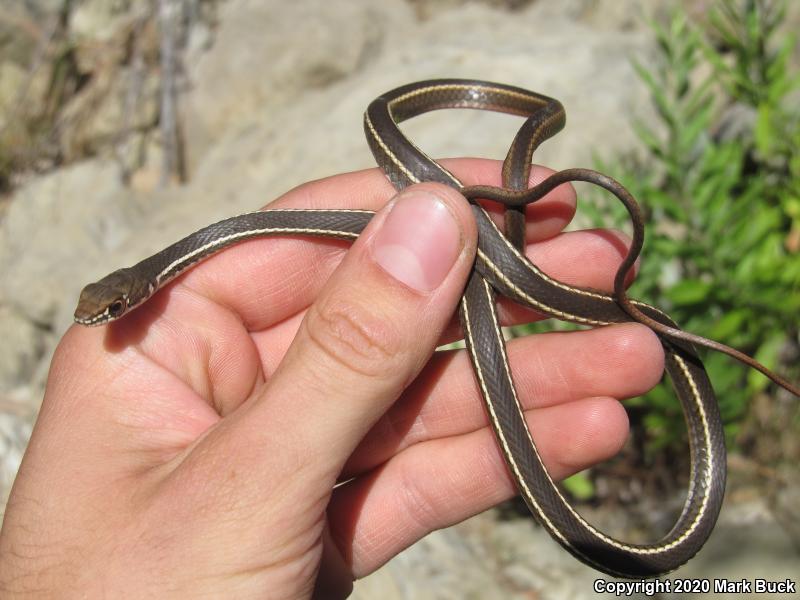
left=665, top=279, right=713, bottom=306
left=707, top=309, right=749, bottom=341
left=632, top=120, right=665, bottom=159
left=562, top=472, right=595, bottom=501
left=748, top=332, right=787, bottom=391
left=755, top=104, right=774, bottom=154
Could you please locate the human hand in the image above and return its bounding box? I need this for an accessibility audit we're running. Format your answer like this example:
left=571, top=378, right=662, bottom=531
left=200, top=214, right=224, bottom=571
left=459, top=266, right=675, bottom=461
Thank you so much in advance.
left=0, top=159, right=663, bottom=598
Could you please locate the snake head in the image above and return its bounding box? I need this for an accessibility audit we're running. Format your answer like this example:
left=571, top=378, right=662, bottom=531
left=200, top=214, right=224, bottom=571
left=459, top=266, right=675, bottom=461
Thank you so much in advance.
left=73, top=268, right=150, bottom=326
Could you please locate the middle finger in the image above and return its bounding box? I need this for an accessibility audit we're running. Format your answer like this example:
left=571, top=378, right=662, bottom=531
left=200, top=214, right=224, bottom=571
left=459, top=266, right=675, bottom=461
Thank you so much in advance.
left=343, top=322, right=663, bottom=477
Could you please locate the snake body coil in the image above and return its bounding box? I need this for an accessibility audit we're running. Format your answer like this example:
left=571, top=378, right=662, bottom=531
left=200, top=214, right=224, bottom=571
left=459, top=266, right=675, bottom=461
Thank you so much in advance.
left=75, top=79, right=798, bottom=578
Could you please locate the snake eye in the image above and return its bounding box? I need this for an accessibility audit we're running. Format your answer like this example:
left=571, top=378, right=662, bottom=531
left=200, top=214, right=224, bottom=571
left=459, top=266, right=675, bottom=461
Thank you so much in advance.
left=108, top=299, right=126, bottom=318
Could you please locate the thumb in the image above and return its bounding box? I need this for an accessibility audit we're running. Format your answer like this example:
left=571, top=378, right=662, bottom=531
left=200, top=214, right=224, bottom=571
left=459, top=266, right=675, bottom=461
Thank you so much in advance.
left=249, top=182, right=476, bottom=481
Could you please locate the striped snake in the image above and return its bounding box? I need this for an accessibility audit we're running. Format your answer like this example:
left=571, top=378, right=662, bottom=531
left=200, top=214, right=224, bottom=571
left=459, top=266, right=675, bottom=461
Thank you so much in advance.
left=74, top=79, right=799, bottom=578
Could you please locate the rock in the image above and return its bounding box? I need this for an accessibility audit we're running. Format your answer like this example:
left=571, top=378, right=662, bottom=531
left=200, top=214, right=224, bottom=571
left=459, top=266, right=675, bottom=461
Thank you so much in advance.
left=0, top=2, right=158, bottom=182
left=62, top=6, right=163, bottom=162
left=0, top=61, right=28, bottom=129
left=0, top=306, right=43, bottom=392
left=0, top=158, right=136, bottom=326
left=181, top=0, right=414, bottom=172
left=656, top=499, right=800, bottom=600
left=0, top=409, right=33, bottom=504
left=69, top=0, right=146, bottom=42
left=0, top=10, right=58, bottom=163
left=353, top=496, right=800, bottom=599
left=772, top=472, right=800, bottom=551
left=58, top=62, right=161, bottom=161
left=0, top=3, right=52, bottom=68
left=532, top=0, right=671, bottom=31
left=184, top=0, right=657, bottom=218
left=366, top=1, right=655, bottom=169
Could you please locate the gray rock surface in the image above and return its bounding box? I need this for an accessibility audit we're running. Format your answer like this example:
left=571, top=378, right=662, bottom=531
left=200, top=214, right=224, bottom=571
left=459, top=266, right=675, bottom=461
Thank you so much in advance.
left=1, top=0, right=797, bottom=596
left=351, top=499, right=800, bottom=599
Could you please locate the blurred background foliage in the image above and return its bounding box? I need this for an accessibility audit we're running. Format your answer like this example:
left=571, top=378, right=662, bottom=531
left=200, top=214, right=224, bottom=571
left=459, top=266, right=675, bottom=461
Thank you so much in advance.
left=522, top=0, right=800, bottom=500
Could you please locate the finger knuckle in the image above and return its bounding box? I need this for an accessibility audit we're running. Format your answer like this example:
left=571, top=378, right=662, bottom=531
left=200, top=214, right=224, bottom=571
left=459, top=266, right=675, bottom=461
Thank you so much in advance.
left=305, top=295, right=402, bottom=379
left=613, top=323, right=664, bottom=366
left=397, top=459, right=442, bottom=534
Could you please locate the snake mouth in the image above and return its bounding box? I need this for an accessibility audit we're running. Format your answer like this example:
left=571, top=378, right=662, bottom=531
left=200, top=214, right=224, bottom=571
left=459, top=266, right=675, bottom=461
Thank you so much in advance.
left=73, top=298, right=121, bottom=326
left=73, top=311, right=111, bottom=326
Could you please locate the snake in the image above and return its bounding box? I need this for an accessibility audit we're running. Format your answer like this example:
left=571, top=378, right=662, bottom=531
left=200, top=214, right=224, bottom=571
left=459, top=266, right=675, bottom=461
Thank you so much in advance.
left=73, top=79, right=799, bottom=578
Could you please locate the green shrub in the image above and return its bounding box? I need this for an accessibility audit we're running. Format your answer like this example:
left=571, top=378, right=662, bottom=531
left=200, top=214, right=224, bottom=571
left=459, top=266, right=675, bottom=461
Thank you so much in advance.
left=592, top=0, right=799, bottom=451
left=518, top=0, right=799, bottom=456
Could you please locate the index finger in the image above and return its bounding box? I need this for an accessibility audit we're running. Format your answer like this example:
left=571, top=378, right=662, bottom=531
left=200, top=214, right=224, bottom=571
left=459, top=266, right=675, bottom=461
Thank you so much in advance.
left=177, top=158, right=575, bottom=332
